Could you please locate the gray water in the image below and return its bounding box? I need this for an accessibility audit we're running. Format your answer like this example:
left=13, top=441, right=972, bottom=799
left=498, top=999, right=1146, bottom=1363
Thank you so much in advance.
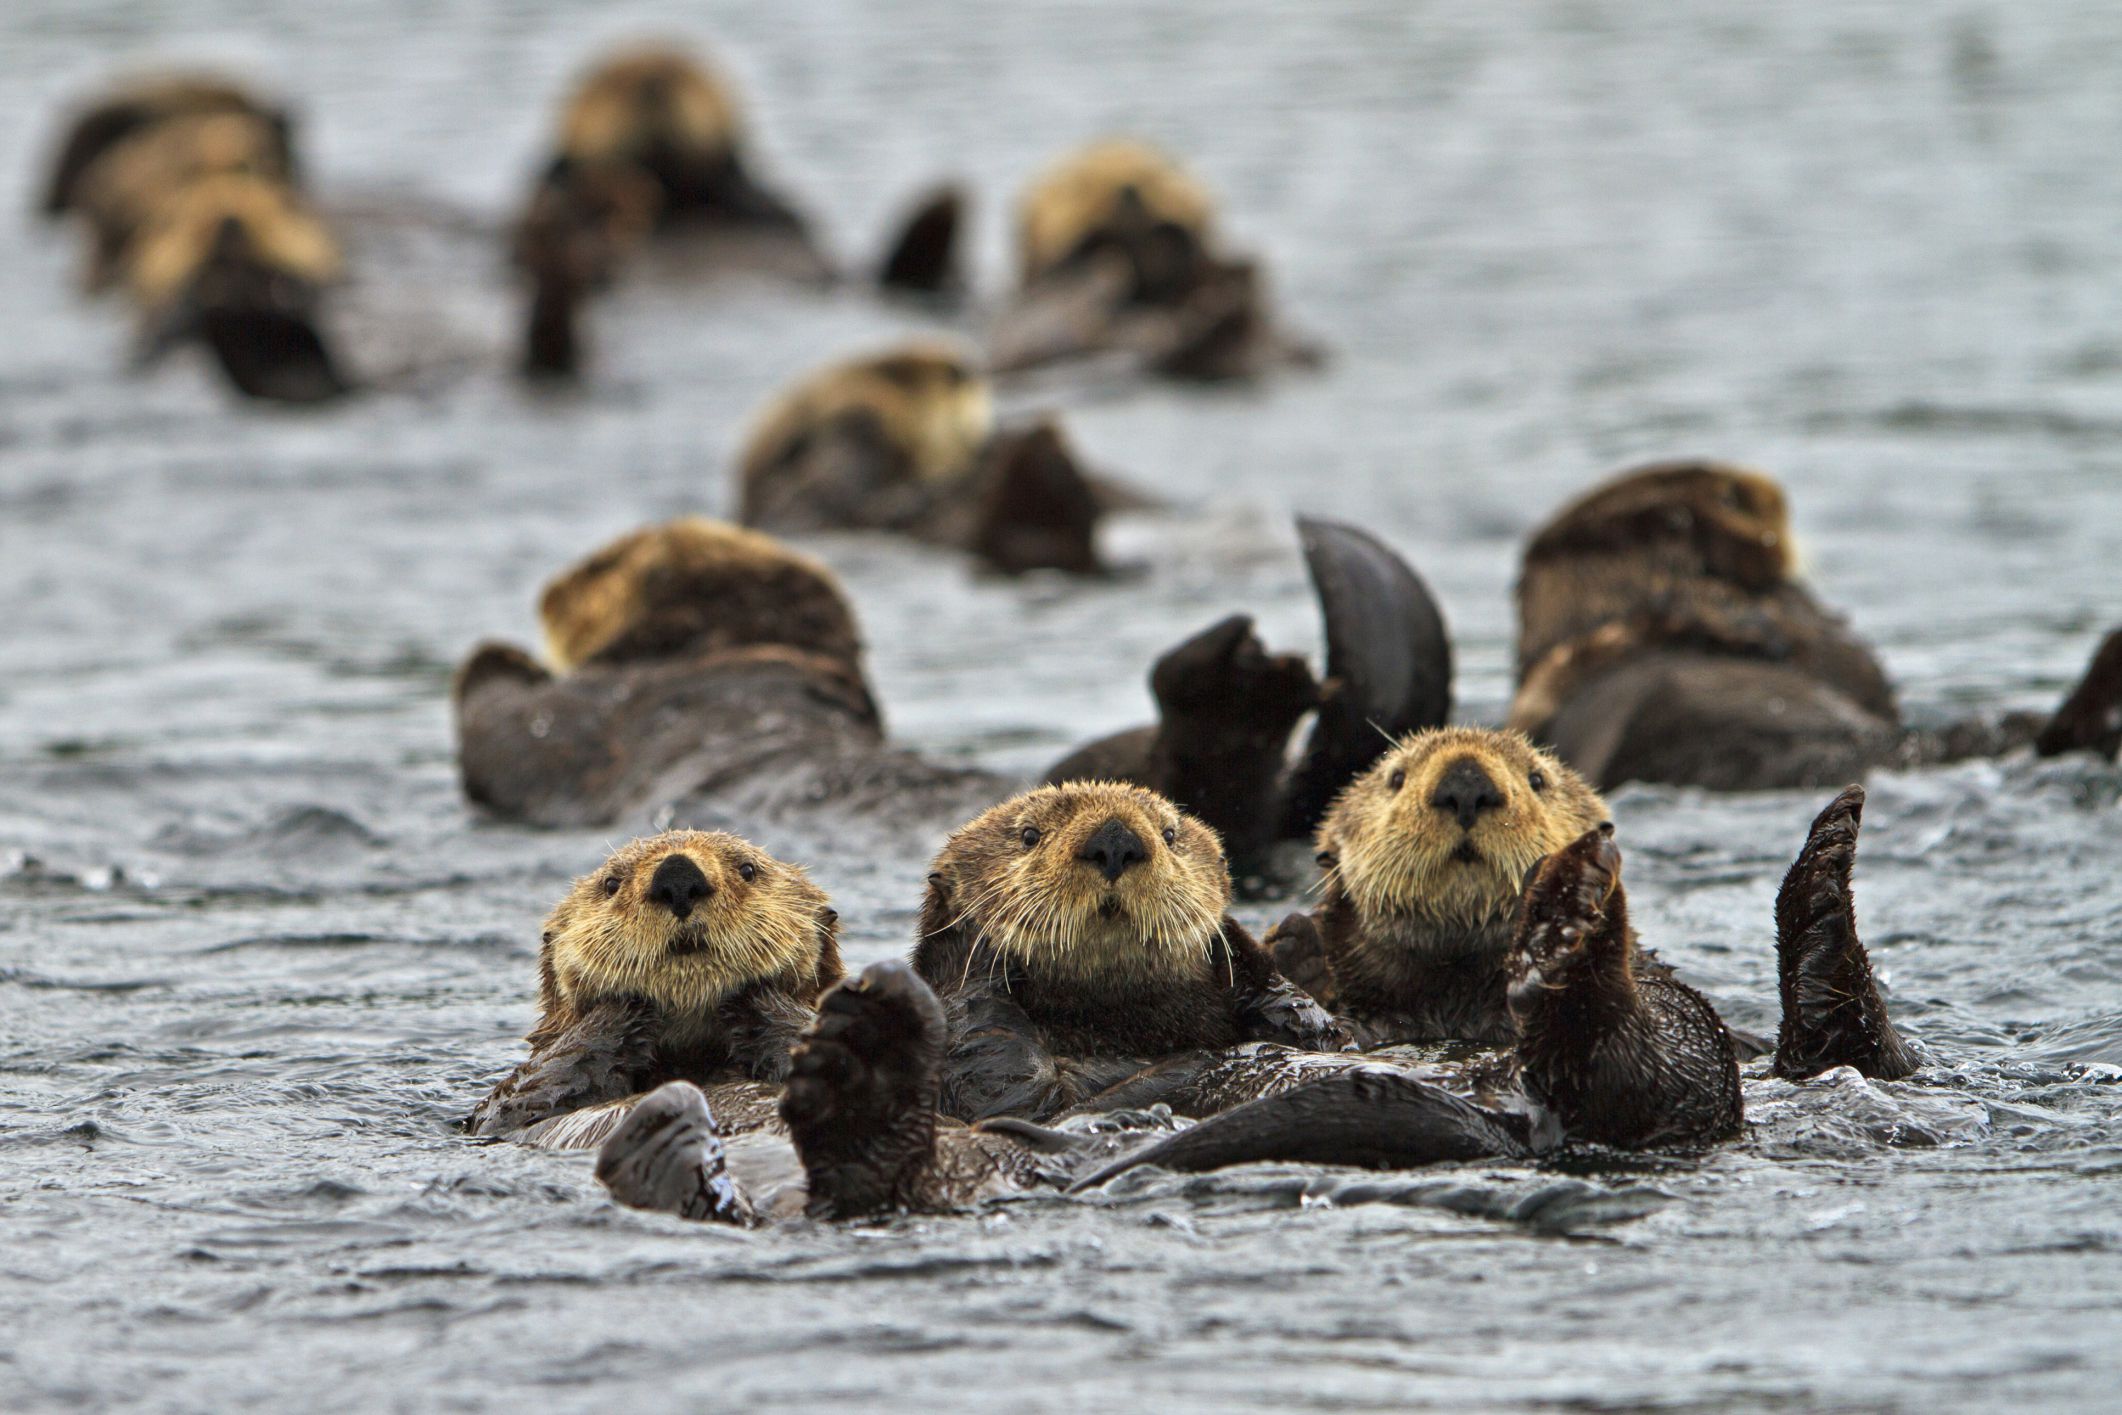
left=4, top=3, right=2122, bottom=1410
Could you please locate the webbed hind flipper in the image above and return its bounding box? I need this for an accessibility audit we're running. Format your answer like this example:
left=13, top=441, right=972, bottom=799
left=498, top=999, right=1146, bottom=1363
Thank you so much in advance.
left=1281, top=518, right=1453, bottom=836
left=1773, top=785, right=1917, bottom=1081
left=877, top=184, right=962, bottom=297
left=2035, top=628, right=2122, bottom=761
left=595, top=1081, right=757, bottom=1225
left=1069, top=1067, right=1537, bottom=1192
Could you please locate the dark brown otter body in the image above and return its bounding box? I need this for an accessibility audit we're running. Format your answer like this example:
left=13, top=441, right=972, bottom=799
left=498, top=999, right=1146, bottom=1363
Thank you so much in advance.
left=467, top=830, right=842, bottom=1148
left=911, top=783, right=1347, bottom=1124
left=1511, top=461, right=2122, bottom=789
left=735, top=344, right=1108, bottom=576
left=1076, top=793, right=1902, bottom=1187
left=989, top=139, right=1318, bottom=381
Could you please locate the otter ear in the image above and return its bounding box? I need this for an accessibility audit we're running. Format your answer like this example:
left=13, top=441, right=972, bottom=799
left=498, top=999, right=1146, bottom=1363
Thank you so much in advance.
left=910, top=870, right=974, bottom=987
left=812, top=906, right=845, bottom=989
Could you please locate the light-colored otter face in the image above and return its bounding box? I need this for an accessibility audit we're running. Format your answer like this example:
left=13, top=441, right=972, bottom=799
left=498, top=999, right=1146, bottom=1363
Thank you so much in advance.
left=1017, top=138, right=1216, bottom=283
left=125, top=172, right=341, bottom=308
left=744, top=342, right=994, bottom=488
left=931, top=782, right=1230, bottom=985
left=545, top=830, right=829, bottom=1020
left=1528, top=460, right=1795, bottom=591
left=1320, top=728, right=1609, bottom=931
left=537, top=516, right=862, bottom=672
left=559, top=47, right=741, bottom=166
left=79, top=111, right=289, bottom=227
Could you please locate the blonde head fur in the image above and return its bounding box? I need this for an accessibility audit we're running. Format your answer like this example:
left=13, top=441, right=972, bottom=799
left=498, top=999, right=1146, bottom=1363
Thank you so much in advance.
left=558, top=46, right=742, bottom=167
left=123, top=171, right=341, bottom=310
left=1320, top=727, right=1609, bottom=934
left=928, top=782, right=1230, bottom=986
left=1017, top=138, right=1216, bottom=283
left=739, top=341, right=994, bottom=496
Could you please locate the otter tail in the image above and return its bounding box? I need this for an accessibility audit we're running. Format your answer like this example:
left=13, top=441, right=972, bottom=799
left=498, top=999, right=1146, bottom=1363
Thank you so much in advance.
left=1773, top=785, right=1918, bottom=1081
left=1281, top=518, right=1453, bottom=835
left=1068, top=1068, right=1535, bottom=1193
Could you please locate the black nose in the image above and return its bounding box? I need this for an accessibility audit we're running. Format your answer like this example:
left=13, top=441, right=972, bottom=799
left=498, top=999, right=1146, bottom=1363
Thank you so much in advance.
left=1431, top=758, right=1504, bottom=830
left=1077, top=818, right=1148, bottom=883
left=647, top=854, right=713, bottom=920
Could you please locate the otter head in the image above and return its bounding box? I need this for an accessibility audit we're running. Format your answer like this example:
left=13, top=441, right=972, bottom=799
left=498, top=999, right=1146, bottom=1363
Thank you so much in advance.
left=537, top=517, right=864, bottom=674
left=742, top=341, right=993, bottom=496
left=543, top=830, right=837, bottom=1025
left=1017, top=138, right=1217, bottom=300
left=559, top=47, right=741, bottom=170
left=1318, top=727, right=1609, bottom=939
left=923, top=782, right=1230, bottom=986
left=43, top=73, right=291, bottom=218
left=1524, top=459, right=1795, bottom=595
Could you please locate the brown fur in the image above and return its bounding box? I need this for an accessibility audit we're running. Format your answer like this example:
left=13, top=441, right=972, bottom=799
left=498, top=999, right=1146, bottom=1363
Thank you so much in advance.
left=536, top=517, right=866, bottom=674
left=737, top=343, right=994, bottom=520
left=73, top=111, right=294, bottom=291
left=122, top=171, right=341, bottom=314
left=1281, top=727, right=1610, bottom=1044
left=533, top=830, right=841, bottom=1065
left=1017, top=139, right=1216, bottom=286
left=41, top=73, right=288, bottom=217
left=1509, top=460, right=1897, bottom=741
left=557, top=47, right=742, bottom=170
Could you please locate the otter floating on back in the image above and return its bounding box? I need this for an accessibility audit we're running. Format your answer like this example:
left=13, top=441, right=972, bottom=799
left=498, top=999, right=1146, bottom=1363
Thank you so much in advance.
left=1508, top=460, right=2122, bottom=790
left=734, top=340, right=1115, bottom=575
left=38, top=72, right=295, bottom=220
left=989, top=138, right=1319, bottom=381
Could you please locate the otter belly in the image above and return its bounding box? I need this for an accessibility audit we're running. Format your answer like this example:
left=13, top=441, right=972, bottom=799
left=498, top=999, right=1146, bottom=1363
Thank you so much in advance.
left=516, top=1079, right=784, bottom=1150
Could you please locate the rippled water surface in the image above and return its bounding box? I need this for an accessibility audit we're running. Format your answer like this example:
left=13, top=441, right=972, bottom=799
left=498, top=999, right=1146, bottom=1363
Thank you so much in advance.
left=5, top=3, right=2122, bottom=1410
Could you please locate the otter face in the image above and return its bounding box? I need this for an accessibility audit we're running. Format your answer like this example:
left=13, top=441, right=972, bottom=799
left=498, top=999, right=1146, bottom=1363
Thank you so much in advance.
left=125, top=172, right=341, bottom=311
left=560, top=49, right=740, bottom=167
left=930, top=782, right=1230, bottom=984
left=537, top=517, right=863, bottom=673
left=545, top=830, right=830, bottom=1021
left=1320, top=727, right=1608, bottom=930
left=1017, top=139, right=1217, bottom=286
left=863, top=346, right=994, bottom=484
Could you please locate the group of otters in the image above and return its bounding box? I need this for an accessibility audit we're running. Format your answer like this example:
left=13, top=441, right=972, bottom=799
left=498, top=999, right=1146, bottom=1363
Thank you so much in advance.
left=43, top=49, right=2122, bottom=1227
left=37, top=45, right=1306, bottom=413
left=452, top=453, right=2122, bottom=1225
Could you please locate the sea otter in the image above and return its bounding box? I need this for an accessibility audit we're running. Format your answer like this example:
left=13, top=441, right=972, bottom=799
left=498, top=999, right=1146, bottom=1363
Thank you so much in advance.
left=466, top=829, right=842, bottom=1148
left=69, top=110, right=296, bottom=293
left=1267, top=726, right=1611, bottom=1046
left=512, top=161, right=660, bottom=379
left=909, top=782, right=1348, bottom=1124
left=1073, top=786, right=1899, bottom=1187
left=988, top=138, right=1317, bottom=381
left=39, top=72, right=295, bottom=219
left=120, top=171, right=349, bottom=403
left=453, top=514, right=1442, bottom=846
left=1508, top=461, right=2122, bottom=789
left=734, top=341, right=1112, bottom=575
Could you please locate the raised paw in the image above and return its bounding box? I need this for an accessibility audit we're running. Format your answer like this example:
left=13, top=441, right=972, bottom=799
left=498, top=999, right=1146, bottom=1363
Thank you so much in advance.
left=594, top=1081, right=754, bottom=1225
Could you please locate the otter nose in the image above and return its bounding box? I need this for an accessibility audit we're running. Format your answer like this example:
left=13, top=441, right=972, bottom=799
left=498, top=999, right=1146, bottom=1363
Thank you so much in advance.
left=1077, top=818, right=1148, bottom=883
left=1430, top=758, right=1504, bottom=830
left=647, top=854, right=713, bottom=920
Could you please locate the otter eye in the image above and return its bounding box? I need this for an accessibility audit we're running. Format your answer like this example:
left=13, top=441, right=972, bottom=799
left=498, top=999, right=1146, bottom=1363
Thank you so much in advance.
left=1529, top=770, right=1547, bottom=792
left=737, top=860, right=757, bottom=882
left=601, top=874, right=623, bottom=897
left=1021, top=826, right=1042, bottom=849
left=1388, top=769, right=1407, bottom=792
left=1161, top=826, right=1177, bottom=846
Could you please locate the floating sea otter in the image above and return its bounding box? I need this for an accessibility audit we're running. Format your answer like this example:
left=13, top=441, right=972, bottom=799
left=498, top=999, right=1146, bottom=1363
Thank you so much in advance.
left=734, top=341, right=1112, bottom=575
left=1508, top=461, right=2122, bottom=790
left=510, top=44, right=829, bottom=377
left=452, top=515, right=1447, bottom=866
left=988, top=138, right=1319, bottom=381
left=467, top=830, right=842, bottom=1148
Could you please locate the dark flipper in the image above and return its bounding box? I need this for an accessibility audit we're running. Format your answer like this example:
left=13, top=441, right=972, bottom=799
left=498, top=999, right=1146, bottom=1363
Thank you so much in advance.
left=1773, top=785, right=1917, bottom=1081
left=966, top=420, right=1104, bottom=575
left=594, top=1081, right=757, bottom=1225
left=198, top=307, right=351, bottom=403
left=2035, top=628, right=2122, bottom=761
left=780, top=960, right=946, bottom=1219
left=877, top=185, right=963, bottom=296
left=1069, top=1067, right=1536, bottom=1191
left=1281, top=518, right=1453, bottom=835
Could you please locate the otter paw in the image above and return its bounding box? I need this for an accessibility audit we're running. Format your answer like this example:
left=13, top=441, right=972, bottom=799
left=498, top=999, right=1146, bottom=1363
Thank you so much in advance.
left=2036, top=628, right=2122, bottom=760
left=594, top=1082, right=755, bottom=1226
